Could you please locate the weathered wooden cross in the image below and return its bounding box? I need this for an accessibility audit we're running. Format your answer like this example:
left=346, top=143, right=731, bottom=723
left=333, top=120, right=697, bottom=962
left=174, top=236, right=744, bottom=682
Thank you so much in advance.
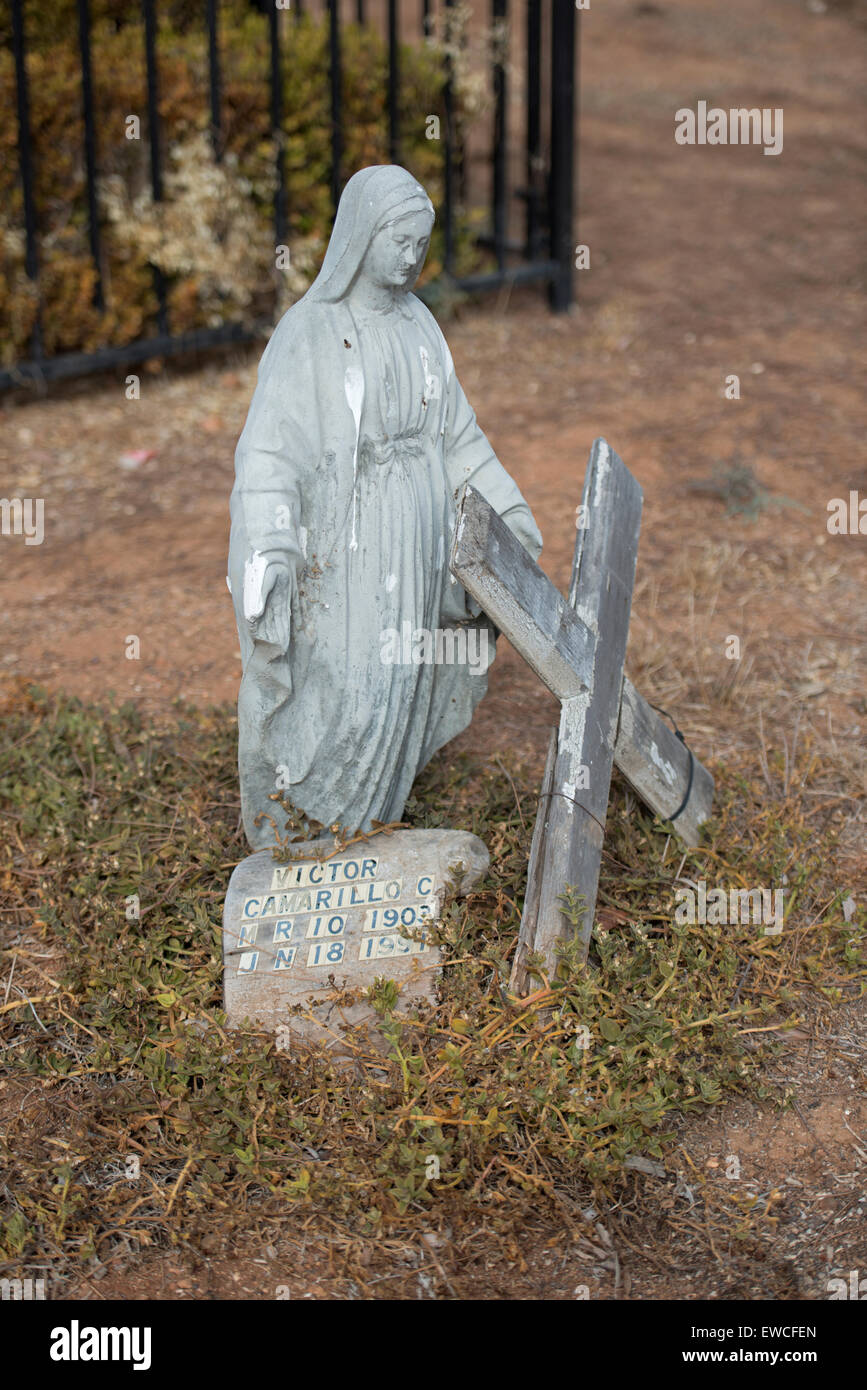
left=450, top=437, right=714, bottom=993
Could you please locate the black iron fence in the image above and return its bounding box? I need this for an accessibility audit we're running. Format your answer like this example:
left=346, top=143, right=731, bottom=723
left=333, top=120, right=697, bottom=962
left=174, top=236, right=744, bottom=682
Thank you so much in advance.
left=2, top=0, right=578, bottom=390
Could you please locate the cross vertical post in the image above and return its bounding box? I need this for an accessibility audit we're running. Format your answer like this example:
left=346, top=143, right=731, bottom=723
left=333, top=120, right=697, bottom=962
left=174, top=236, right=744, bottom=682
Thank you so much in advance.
left=511, top=440, right=642, bottom=989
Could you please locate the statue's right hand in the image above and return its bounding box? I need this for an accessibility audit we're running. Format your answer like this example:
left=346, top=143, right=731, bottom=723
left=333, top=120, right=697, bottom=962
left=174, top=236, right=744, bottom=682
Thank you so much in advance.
left=248, top=560, right=292, bottom=655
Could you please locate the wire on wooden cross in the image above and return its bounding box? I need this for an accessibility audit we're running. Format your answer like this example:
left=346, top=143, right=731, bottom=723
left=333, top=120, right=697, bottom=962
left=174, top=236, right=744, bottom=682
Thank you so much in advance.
left=648, top=702, right=694, bottom=823
left=536, top=790, right=608, bottom=836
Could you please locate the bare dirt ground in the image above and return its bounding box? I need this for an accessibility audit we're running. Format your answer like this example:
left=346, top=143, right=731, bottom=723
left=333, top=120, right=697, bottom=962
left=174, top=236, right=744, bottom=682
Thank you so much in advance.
left=1, top=0, right=865, bottom=1299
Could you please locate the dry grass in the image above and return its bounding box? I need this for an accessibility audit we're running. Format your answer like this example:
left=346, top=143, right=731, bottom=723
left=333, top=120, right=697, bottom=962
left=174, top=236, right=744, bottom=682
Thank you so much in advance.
left=0, top=681, right=863, bottom=1297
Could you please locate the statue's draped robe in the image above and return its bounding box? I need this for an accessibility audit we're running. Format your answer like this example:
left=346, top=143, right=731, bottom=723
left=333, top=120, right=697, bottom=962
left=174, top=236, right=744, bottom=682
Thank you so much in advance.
left=229, top=291, right=542, bottom=848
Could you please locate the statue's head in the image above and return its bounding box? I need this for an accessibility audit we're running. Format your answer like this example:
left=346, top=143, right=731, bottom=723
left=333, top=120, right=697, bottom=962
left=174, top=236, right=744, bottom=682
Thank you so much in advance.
left=306, top=165, right=436, bottom=303
left=360, top=207, right=435, bottom=295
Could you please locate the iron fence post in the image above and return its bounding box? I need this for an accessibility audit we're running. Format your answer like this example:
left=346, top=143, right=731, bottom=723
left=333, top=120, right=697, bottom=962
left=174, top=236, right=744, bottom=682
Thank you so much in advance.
left=548, top=0, right=577, bottom=312
left=329, top=0, right=342, bottom=215
left=10, top=0, right=42, bottom=359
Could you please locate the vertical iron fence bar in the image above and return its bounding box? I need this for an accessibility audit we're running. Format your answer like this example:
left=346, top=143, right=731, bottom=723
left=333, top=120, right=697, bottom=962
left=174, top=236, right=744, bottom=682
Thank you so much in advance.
left=525, top=0, right=541, bottom=260
left=387, top=0, right=399, bottom=164
left=329, top=0, right=342, bottom=214
left=142, top=0, right=168, bottom=335
left=356, top=0, right=364, bottom=25
left=76, top=0, right=104, bottom=310
left=442, top=0, right=455, bottom=273
left=268, top=2, right=287, bottom=248
left=422, top=0, right=432, bottom=40
left=548, top=0, right=575, bottom=311
left=456, top=7, right=467, bottom=206
left=206, top=0, right=223, bottom=161
left=491, top=0, right=507, bottom=271
left=10, top=0, right=42, bottom=359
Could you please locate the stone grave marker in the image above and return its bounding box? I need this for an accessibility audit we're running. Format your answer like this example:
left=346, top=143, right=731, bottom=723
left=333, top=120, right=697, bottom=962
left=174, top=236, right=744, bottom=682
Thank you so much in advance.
left=222, top=829, right=488, bottom=1046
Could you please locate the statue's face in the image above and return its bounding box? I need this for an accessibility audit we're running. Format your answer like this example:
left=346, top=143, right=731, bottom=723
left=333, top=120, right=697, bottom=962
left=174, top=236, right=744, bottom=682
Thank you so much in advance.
left=363, top=210, right=433, bottom=292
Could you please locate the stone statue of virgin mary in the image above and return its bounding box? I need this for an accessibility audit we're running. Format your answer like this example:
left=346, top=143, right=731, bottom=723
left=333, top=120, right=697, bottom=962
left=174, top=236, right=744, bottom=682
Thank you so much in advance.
left=228, top=165, right=543, bottom=849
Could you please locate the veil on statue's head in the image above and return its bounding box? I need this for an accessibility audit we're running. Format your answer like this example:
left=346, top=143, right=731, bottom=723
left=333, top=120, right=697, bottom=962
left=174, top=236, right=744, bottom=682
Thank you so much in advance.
left=304, top=165, right=435, bottom=304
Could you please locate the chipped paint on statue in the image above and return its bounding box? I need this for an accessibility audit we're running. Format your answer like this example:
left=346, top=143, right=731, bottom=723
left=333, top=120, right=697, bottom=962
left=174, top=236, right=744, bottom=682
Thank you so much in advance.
left=228, top=165, right=543, bottom=849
